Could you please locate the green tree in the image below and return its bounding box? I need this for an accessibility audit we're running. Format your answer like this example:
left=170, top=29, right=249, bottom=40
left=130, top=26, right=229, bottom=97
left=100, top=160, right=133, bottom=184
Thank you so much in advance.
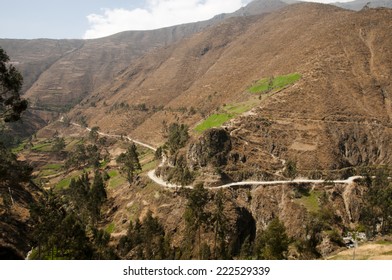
left=65, top=144, right=87, bottom=169
left=166, top=123, right=189, bottom=153
left=0, top=142, right=32, bottom=217
left=116, top=142, right=141, bottom=183
left=239, top=235, right=253, bottom=259
left=86, top=144, right=100, bottom=167
left=90, top=171, right=107, bottom=224
left=212, top=189, right=229, bottom=259
left=92, top=228, right=113, bottom=260
left=155, top=146, right=163, bottom=160
left=184, top=184, right=210, bottom=259
left=65, top=144, right=101, bottom=169
left=118, top=212, right=171, bottom=260
left=0, top=47, right=27, bottom=123
left=255, top=218, right=290, bottom=260
left=168, top=155, right=194, bottom=186
left=284, top=160, right=297, bottom=179
left=89, top=126, right=100, bottom=143
left=52, top=137, right=66, bottom=154
left=30, top=190, right=93, bottom=259
left=361, top=168, right=392, bottom=236
left=295, top=214, right=323, bottom=259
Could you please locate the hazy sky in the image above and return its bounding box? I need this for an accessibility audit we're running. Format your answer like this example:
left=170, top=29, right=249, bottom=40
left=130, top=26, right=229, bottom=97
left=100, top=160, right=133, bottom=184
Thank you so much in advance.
left=0, top=0, right=354, bottom=40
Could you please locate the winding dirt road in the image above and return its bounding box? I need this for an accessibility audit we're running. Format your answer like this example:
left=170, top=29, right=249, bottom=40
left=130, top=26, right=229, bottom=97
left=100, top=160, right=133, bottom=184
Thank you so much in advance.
left=66, top=121, right=362, bottom=190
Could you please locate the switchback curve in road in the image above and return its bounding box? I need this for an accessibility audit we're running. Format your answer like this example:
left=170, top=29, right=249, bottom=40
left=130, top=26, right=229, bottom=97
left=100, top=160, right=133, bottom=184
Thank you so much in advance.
left=65, top=120, right=362, bottom=190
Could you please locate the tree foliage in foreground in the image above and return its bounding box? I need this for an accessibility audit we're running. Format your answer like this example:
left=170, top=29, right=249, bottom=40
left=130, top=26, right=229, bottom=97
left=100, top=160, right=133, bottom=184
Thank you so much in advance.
left=30, top=172, right=113, bottom=260
left=360, top=168, right=392, bottom=236
left=118, top=211, right=172, bottom=260
left=0, top=47, right=27, bottom=123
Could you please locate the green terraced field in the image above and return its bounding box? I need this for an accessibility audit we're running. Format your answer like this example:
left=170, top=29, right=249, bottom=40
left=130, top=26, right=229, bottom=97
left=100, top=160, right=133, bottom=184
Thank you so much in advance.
left=249, top=73, right=301, bottom=94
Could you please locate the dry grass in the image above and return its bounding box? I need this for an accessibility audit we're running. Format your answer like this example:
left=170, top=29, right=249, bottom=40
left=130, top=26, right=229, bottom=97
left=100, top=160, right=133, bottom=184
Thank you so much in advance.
left=328, top=240, right=392, bottom=260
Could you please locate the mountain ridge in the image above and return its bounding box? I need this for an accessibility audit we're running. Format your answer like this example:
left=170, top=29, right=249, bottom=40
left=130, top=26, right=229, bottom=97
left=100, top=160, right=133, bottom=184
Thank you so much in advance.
left=0, top=0, right=289, bottom=137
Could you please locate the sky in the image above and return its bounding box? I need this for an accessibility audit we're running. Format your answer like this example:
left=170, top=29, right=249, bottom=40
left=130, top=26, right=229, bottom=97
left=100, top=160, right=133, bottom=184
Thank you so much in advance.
left=0, top=0, right=354, bottom=40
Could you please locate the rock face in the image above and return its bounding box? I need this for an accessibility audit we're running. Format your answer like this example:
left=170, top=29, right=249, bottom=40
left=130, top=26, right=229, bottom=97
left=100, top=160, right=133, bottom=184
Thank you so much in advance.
left=187, top=128, right=232, bottom=169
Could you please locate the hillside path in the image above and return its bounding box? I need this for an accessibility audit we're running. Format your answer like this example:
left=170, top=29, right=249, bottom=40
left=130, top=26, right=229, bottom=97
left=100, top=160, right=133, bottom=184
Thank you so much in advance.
left=65, top=120, right=362, bottom=190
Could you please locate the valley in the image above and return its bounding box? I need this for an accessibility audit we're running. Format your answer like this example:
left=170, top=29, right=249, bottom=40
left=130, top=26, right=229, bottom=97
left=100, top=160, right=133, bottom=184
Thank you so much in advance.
left=1, top=0, right=392, bottom=260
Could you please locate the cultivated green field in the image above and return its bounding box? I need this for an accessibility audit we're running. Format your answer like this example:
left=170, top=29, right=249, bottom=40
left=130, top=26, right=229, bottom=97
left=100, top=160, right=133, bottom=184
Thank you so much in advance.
left=194, top=100, right=258, bottom=132
left=248, top=73, right=301, bottom=94
left=195, top=73, right=301, bottom=133
left=296, top=190, right=322, bottom=213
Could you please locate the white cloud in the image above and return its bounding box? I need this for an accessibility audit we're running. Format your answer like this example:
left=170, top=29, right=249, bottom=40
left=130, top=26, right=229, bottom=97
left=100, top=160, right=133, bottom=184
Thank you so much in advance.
left=84, top=0, right=252, bottom=39
left=84, top=0, right=356, bottom=39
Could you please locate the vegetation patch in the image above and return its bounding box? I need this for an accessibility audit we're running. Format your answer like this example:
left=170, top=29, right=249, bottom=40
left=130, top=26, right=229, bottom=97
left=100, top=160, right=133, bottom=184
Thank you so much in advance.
left=107, top=169, right=119, bottom=178
left=142, top=160, right=157, bottom=172
left=55, top=171, right=84, bottom=190
left=127, top=202, right=141, bottom=221
left=31, top=142, right=52, bottom=152
left=223, top=102, right=254, bottom=115
left=43, top=163, right=63, bottom=171
left=107, top=169, right=127, bottom=189
left=11, top=141, right=28, bottom=153
left=105, top=223, right=115, bottom=234
left=195, top=113, right=232, bottom=132
left=56, top=177, right=72, bottom=190
left=64, top=138, right=84, bottom=151
left=296, top=190, right=321, bottom=213
left=195, top=99, right=262, bottom=133
left=248, top=73, right=301, bottom=94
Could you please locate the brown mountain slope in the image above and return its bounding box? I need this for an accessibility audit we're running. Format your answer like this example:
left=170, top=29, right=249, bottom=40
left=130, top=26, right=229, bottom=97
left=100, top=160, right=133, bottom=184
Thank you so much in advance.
left=228, top=5, right=392, bottom=173
left=334, top=0, right=392, bottom=11
left=0, top=0, right=286, bottom=130
left=65, top=3, right=392, bottom=174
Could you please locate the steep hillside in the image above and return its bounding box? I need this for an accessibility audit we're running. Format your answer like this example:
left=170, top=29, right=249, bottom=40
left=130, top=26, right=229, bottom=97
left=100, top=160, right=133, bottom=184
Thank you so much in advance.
left=62, top=4, right=392, bottom=176
left=223, top=5, right=392, bottom=173
left=334, top=0, right=392, bottom=11
left=0, top=0, right=286, bottom=135
left=3, top=2, right=392, bottom=259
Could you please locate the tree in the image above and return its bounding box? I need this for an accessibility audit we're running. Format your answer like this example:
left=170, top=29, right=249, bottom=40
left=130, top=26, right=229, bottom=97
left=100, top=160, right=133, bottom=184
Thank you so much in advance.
left=86, top=144, right=100, bottom=167
left=52, top=137, right=66, bottom=154
left=89, top=126, right=100, bottom=143
left=117, top=211, right=171, bottom=260
left=65, top=144, right=87, bottom=168
left=30, top=190, right=94, bottom=260
left=284, top=160, right=297, bottom=179
left=166, top=123, right=189, bottom=153
left=116, top=142, right=141, bottom=183
left=0, top=142, right=32, bottom=216
left=361, top=168, right=392, bottom=236
left=212, top=189, right=229, bottom=259
left=167, top=155, right=194, bottom=186
left=90, top=171, right=107, bottom=224
left=255, top=218, right=290, bottom=260
left=184, top=184, right=210, bottom=259
left=65, top=144, right=101, bottom=169
left=0, top=47, right=27, bottom=123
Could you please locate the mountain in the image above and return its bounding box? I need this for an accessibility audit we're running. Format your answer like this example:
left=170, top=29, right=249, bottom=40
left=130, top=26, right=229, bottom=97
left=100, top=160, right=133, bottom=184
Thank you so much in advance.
left=1, top=1, right=392, bottom=259
left=0, top=0, right=289, bottom=258
left=0, top=0, right=287, bottom=137
left=59, top=3, right=392, bottom=174
left=333, top=0, right=392, bottom=11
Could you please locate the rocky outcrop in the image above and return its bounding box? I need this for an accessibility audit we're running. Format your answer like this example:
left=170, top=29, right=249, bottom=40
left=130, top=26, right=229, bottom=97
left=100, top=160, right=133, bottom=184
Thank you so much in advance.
left=187, top=128, right=232, bottom=170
